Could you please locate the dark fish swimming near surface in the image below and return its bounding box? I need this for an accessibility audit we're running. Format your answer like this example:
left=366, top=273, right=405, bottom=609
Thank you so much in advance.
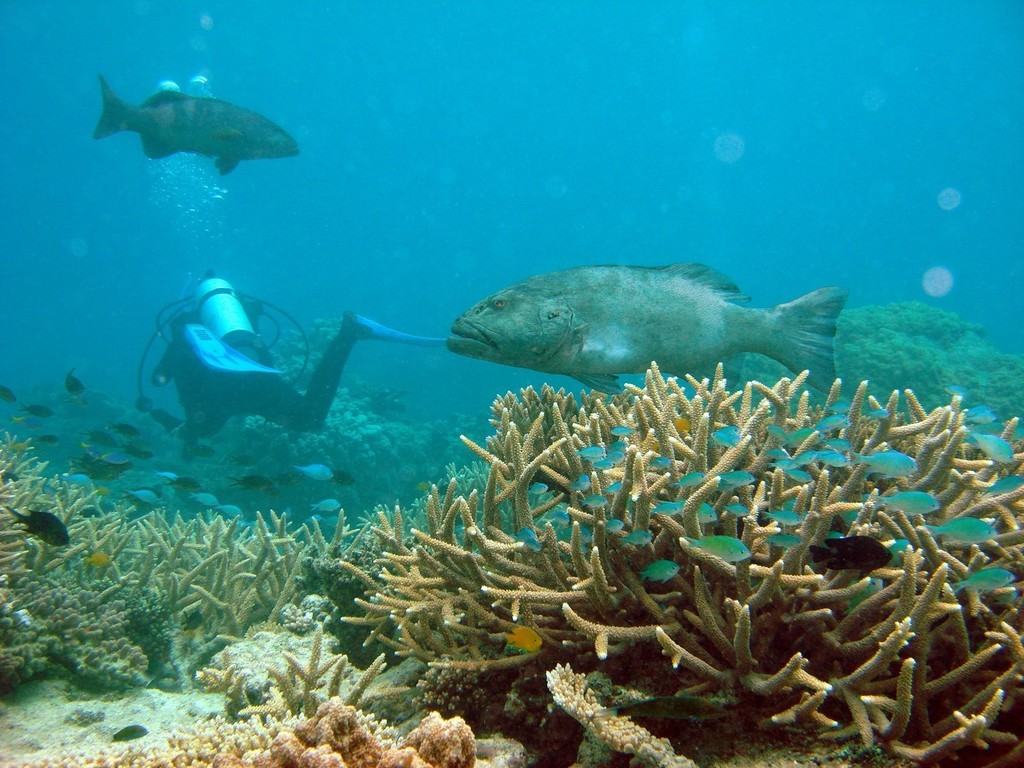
left=231, top=474, right=279, bottom=494
left=169, top=475, right=202, bottom=492
left=93, top=76, right=299, bottom=175
left=330, top=469, right=355, bottom=486
left=121, top=441, right=154, bottom=460
left=64, top=368, right=85, bottom=396
left=447, top=263, right=848, bottom=391
left=595, top=694, right=726, bottom=721
left=21, top=404, right=53, bottom=418
left=108, top=422, right=141, bottom=437
left=810, top=535, right=890, bottom=571
left=6, top=507, right=70, bottom=546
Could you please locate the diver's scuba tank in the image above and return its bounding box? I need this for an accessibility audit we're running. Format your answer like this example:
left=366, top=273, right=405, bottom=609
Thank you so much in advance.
left=193, top=275, right=259, bottom=351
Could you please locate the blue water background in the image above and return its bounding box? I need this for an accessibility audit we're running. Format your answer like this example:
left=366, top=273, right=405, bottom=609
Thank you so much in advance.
left=1, top=2, right=1022, bottom=419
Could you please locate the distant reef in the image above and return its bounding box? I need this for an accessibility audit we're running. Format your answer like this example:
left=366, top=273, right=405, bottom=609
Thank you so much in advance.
left=731, top=301, right=1023, bottom=418
left=838, top=301, right=1024, bottom=415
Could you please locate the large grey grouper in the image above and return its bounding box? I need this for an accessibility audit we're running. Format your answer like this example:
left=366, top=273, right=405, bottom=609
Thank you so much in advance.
left=447, top=263, right=848, bottom=391
left=93, top=76, right=298, bottom=175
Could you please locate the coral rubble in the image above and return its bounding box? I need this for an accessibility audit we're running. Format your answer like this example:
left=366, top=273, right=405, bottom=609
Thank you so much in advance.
left=346, top=365, right=1024, bottom=765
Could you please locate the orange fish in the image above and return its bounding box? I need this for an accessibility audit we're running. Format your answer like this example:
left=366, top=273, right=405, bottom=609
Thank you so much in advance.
left=506, top=626, right=543, bottom=652
left=674, top=417, right=691, bottom=434
left=84, top=552, right=112, bottom=567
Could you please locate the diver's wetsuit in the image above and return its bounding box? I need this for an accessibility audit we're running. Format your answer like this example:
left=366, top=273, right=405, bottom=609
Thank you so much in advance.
left=151, top=312, right=361, bottom=447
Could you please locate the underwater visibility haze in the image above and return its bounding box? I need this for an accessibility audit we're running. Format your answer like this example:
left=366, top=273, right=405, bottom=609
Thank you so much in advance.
left=1, top=3, right=1024, bottom=767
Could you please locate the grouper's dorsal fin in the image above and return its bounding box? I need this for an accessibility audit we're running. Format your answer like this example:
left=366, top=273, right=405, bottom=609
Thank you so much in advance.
left=142, top=90, right=191, bottom=108
left=657, top=263, right=751, bottom=303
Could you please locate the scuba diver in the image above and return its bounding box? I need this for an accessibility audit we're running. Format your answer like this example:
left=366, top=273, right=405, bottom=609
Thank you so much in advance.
left=138, top=271, right=443, bottom=450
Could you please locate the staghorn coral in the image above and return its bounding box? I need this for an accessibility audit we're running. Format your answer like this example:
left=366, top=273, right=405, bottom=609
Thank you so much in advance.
left=197, top=625, right=391, bottom=720
left=345, top=365, right=1024, bottom=765
left=0, top=437, right=348, bottom=695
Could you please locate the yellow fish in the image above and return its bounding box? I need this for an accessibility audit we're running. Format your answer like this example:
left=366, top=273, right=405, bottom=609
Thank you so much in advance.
left=506, top=626, right=542, bottom=652
left=84, top=552, right=111, bottom=567
left=674, top=417, right=691, bottom=435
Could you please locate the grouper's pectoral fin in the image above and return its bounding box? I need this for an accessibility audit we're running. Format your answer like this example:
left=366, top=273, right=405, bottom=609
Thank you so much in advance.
left=571, top=373, right=621, bottom=393
left=215, top=156, right=240, bottom=174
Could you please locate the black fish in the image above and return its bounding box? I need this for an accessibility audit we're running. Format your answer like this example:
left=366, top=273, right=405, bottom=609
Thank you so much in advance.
left=231, top=474, right=278, bottom=493
left=169, top=476, right=202, bottom=492
left=112, top=725, right=148, bottom=742
left=330, top=469, right=355, bottom=486
left=21, top=404, right=53, bottom=418
left=0, top=384, right=15, bottom=403
left=35, top=434, right=60, bottom=445
left=596, top=695, right=726, bottom=721
left=65, top=368, right=85, bottom=396
left=121, top=442, right=154, bottom=460
left=809, top=536, right=891, bottom=571
left=7, top=508, right=70, bottom=546
left=83, top=428, right=119, bottom=447
left=181, top=608, right=203, bottom=632
left=108, top=422, right=140, bottom=437
left=93, top=76, right=299, bottom=175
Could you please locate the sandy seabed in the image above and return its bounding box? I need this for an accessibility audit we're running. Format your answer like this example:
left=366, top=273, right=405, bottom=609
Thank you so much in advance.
left=0, top=679, right=223, bottom=767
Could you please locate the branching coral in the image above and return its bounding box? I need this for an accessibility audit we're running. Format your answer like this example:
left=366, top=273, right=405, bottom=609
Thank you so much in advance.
left=346, top=365, right=1024, bottom=764
left=546, top=663, right=697, bottom=768
left=0, top=436, right=350, bottom=693
left=197, top=626, right=389, bottom=720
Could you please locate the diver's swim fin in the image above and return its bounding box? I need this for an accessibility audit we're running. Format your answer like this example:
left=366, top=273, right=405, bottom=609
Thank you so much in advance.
left=184, top=324, right=282, bottom=374
left=351, top=314, right=446, bottom=347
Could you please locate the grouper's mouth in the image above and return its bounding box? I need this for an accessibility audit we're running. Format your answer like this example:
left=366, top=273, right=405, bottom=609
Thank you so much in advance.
left=447, top=318, right=501, bottom=358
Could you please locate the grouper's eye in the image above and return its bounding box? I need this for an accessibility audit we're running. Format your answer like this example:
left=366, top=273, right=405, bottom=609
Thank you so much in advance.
left=492, top=299, right=507, bottom=309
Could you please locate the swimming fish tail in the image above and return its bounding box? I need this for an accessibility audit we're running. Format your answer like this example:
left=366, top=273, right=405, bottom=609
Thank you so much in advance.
left=766, top=286, right=848, bottom=391
left=93, top=76, right=134, bottom=139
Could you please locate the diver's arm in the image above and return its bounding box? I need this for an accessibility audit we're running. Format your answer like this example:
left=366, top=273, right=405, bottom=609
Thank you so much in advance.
left=149, top=408, right=184, bottom=434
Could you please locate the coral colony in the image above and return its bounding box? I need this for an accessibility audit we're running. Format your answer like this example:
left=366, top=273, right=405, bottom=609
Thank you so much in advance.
left=1, top=364, right=1022, bottom=766
left=347, top=365, right=1024, bottom=765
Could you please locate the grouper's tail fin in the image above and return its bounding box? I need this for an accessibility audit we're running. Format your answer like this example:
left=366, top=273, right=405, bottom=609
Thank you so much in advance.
left=93, top=75, right=130, bottom=139
left=770, top=286, right=848, bottom=391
